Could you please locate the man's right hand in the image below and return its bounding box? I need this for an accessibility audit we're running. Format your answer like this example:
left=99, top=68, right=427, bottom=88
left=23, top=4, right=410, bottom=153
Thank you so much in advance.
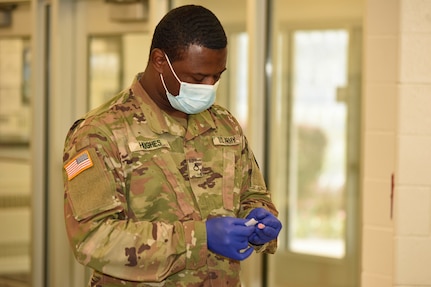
left=206, top=217, right=255, bottom=260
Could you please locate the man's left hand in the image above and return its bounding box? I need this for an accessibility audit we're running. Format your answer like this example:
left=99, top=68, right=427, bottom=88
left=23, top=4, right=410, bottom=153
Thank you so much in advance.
left=246, top=208, right=282, bottom=245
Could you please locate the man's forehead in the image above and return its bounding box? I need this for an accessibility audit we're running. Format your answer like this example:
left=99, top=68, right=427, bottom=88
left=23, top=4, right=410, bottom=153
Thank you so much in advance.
left=174, top=47, right=227, bottom=73
left=178, top=44, right=227, bottom=60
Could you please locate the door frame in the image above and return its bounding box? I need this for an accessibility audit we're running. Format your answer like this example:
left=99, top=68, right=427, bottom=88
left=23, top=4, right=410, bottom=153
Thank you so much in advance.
left=267, top=22, right=362, bottom=287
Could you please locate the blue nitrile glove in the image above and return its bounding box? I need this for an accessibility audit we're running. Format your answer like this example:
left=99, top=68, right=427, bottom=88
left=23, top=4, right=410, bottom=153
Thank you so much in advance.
left=206, top=217, right=256, bottom=260
left=246, top=208, right=282, bottom=245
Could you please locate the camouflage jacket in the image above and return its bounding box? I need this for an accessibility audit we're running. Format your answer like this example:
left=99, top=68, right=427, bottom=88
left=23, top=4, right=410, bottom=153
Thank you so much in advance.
left=63, top=74, right=278, bottom=287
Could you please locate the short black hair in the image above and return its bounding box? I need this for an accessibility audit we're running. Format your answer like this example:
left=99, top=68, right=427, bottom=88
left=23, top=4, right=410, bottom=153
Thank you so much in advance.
left=150, top=5, right=227, bottom=61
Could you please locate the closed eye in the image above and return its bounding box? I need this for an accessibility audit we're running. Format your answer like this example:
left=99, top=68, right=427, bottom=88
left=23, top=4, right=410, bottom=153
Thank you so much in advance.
left=189, top=68, right=226, bottom=84
left=200, top=69, right=226, bottom=83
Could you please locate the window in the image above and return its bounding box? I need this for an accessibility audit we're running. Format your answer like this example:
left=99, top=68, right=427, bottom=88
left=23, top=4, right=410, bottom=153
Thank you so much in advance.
left=288, top=30, right=349, bottom=258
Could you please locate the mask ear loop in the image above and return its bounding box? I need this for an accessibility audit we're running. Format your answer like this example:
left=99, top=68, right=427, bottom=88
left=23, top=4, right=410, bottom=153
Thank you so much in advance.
left=159, top=74, right=170, bottom=92
left=164, top=53, right=182, bottom=84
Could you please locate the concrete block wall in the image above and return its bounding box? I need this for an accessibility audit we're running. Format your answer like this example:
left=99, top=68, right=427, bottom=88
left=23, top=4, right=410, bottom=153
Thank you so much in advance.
left=361, top=0, right=397, bottom=286
left=395, top=0, right=431, bottom=286
left=363, top=0, right=431, bottom=286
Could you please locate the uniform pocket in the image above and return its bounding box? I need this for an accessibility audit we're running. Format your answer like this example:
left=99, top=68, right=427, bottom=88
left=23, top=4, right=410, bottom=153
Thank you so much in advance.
left=222, top=149, right=235, bottom=211
left=152, top=154, right=196, bottom=218
left=67, top=148, right=121, bottom=221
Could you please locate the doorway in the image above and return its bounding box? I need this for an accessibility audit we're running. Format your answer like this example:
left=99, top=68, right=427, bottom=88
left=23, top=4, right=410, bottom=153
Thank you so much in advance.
left=268, top=26, right=362, bottom=287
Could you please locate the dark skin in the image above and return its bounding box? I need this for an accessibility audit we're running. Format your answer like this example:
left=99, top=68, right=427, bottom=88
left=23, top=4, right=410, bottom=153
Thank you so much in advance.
left=139, top=44, right=228, bottom=119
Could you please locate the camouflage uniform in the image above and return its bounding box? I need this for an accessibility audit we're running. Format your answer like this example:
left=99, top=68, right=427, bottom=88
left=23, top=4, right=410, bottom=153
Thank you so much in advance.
left=63, top=74, right=278, bottom=287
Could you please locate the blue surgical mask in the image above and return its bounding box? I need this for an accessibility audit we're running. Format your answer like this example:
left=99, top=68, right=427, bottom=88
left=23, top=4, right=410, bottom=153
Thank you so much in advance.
left=160, top=53, right=219, bottom=114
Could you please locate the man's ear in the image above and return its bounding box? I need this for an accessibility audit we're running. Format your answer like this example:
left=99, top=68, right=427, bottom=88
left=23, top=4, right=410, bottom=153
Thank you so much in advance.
left=150, top=48, right=166, bottom=74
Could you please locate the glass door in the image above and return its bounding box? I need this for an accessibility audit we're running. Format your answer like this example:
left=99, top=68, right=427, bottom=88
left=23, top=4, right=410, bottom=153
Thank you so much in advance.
left=268, top=25, right=362, bottom=287
left=0, top=4, right=33, bottom=286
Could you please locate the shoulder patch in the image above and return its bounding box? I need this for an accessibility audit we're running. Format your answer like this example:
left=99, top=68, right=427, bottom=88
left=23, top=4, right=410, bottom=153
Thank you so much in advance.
left=64, top=150, right=94, bottom=180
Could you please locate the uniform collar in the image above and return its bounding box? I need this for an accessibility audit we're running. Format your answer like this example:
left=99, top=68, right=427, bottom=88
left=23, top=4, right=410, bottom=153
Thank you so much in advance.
left=130, top=74, right=216, bottom=139
left=185, top=111, right=217, bottom=140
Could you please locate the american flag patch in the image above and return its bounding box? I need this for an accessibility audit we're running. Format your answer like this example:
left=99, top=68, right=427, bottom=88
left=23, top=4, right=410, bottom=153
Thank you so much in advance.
left=64, top=150, right=94, bottom=180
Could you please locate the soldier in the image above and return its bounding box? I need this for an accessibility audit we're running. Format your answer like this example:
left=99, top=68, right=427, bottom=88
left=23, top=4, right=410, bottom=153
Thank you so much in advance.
left=63, top=4, right=281, bottom=287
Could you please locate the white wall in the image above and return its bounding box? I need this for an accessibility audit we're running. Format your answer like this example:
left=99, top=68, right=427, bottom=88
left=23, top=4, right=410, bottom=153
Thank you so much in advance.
left=396, top=0, right=431, bottom=285
left=362, top=0, right=431, bottom=286
left=361, top=0, right=398, bottom=285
